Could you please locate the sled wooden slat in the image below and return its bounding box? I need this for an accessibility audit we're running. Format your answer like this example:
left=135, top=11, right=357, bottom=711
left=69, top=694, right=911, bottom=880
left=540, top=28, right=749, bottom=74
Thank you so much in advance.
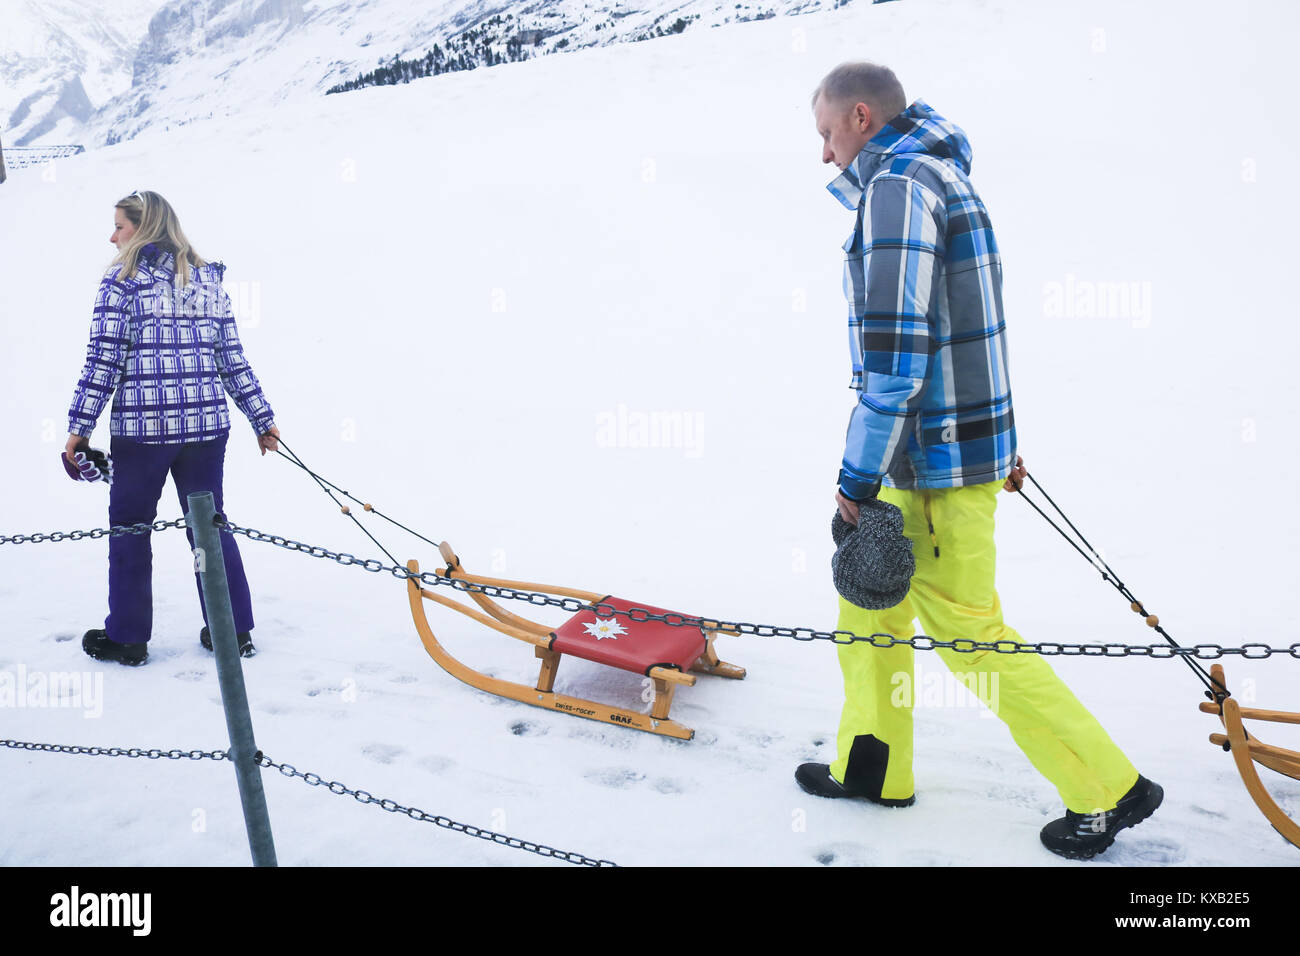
left=1200, top=664, right=1300, bottom=849
left=1207, top=734, right=1300, bottom=779
left=405, top=546, right=745, bottom=741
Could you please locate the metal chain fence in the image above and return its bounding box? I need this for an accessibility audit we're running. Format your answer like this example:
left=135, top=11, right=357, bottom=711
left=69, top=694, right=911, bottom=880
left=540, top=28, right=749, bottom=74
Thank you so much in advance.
left=0, top=739, right=228, bottom=762
left=255, top=752, right=615, bottom=866
left=0, top=517, right=187, bottom=546
left=214, top=518, right=1300, bottom=662
left=0, top=738, right=613, bottom=866
left=5, top=514, right=1297, bottom=661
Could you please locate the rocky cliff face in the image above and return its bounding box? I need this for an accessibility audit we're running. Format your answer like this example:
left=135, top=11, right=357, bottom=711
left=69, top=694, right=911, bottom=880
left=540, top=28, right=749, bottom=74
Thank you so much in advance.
left=0, top=0, right=164, bottom=145
left=131, top=0, right=308, bottom=83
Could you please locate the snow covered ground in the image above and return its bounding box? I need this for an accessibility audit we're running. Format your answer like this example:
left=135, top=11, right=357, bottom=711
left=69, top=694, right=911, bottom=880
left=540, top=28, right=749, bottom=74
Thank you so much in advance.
left=1, top=0, right=1298, bottom=867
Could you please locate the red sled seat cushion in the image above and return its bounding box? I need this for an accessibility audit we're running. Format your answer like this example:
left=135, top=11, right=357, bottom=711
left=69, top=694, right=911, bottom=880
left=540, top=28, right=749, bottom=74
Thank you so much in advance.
left=551, top=596, right=708, bottom=675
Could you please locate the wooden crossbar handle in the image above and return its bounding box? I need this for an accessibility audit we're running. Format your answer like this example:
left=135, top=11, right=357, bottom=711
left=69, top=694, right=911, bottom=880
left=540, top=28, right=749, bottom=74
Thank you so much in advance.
left=1199, top=701, right=1300, bottom=724
left=1209, top=732, right=1300, bottom=766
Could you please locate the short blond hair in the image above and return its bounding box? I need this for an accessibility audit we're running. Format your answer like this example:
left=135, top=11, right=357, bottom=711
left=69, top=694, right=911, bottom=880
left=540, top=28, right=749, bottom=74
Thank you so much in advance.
left=811, top=62, right=907, bottom=125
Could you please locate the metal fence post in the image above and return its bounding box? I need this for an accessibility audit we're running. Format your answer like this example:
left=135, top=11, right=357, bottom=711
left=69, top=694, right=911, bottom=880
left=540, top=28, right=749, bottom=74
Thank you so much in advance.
left=187, top=491, right=278, bottom=867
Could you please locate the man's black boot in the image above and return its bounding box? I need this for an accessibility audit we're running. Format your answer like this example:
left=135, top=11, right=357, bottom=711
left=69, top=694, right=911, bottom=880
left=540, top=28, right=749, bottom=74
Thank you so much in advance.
left=1040, top=774, right=1163, bottom=859
left=796, top=733, right=915, bottom=806
left=795, top=763, right=915, bottom=807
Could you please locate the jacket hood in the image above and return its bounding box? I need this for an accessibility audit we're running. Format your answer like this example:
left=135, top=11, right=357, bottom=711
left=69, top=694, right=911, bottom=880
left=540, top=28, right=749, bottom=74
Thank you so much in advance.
left=827, top=99, right=974, bottom=208
left=863, top=98, right=973, bottom=175
left=136, top=241, right=226, bottom=282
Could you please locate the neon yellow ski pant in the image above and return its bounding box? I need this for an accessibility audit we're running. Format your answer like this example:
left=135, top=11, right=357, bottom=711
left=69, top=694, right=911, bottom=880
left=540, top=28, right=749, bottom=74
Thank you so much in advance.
left=830, top=480, right=1139, bottom=813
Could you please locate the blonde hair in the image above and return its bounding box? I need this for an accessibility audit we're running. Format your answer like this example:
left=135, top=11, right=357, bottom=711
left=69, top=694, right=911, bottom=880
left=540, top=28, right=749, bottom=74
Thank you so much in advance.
left=113, top=190, right=206, bottom=287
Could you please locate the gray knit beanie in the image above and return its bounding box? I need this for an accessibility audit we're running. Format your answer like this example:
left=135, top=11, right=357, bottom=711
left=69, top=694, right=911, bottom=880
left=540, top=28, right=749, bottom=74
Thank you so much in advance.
left=831, top=499, right=916, bottom=610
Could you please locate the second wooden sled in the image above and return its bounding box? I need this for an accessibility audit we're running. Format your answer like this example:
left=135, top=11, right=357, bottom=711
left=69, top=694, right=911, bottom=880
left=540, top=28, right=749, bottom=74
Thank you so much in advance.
left=1199, top=663, right=1300, bottom=849
left=405, top=543, right=746, bottom=740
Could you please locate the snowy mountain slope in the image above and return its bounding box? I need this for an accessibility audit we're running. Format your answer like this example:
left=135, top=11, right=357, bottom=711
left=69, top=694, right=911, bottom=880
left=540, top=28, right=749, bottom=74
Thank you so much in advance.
left=17, top=0, right=853, bottom=147
left=1, top=0, right=1298, bottom=867
left=0, top=0, right=166, bottom=145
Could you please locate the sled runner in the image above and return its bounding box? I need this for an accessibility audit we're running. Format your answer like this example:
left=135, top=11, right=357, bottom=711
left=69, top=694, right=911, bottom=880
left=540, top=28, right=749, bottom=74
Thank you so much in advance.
left=405, top=543, right=745, bottom=740
left=1199, top=663, right=1300, bottom=849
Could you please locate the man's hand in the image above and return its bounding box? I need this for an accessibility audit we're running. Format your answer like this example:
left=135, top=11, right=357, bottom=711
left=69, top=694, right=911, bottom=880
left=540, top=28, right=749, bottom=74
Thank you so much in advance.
left=1003, top=455, right=1027, bottom=492
left=258, top=425, right=281, bottom=456
left=835, top=489, right=861, bottom=526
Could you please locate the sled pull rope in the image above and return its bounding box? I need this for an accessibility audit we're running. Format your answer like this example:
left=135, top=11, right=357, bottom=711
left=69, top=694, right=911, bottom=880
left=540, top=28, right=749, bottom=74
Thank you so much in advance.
left=273, top=439, right=402, bottom=569
left=1013, top=471, right=1226, bottom=701
left=274, top=440, right=441, bottom=551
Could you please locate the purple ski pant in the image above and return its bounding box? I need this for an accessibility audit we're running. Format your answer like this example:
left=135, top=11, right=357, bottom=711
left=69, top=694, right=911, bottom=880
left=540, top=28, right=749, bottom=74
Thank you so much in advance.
left=105, top=432, right=254, bottom=644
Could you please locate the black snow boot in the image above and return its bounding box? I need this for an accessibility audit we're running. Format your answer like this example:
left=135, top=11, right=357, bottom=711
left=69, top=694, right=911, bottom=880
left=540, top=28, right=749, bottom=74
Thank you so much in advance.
left=200, top=626, right=255, bottom=658
left=82, top=629, right=148, bottom=666
left=795, top=763, right=915, bottom=807
left=1040, top=774, right=1163, bottom=859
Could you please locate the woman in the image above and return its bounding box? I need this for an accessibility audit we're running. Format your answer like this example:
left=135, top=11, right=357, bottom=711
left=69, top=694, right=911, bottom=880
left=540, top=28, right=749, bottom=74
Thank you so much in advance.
left=65, top=190, right=279, bottom=666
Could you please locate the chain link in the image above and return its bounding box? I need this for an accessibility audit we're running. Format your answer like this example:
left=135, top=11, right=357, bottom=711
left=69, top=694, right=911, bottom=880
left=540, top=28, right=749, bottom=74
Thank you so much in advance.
left=0, top=738, right=229, bottom=761
left=216, top=518, right=1300, bottom=662
left=0, top=517, right=187, bottom=546
left=255, top=752, right=617, bottom=867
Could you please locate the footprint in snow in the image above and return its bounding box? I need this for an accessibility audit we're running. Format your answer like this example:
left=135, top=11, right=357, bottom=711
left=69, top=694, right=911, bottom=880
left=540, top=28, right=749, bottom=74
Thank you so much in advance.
left=584, top=767, right=646, bottom=789
left=565, top=724, right=638, bottom=750
left=738, top=729, right=784, bottom=748
left=53, top=633, right=76, bottom=643
left=1115, top=838, right=1185, bottom=865
left=652, top=777, right=686, bottom=795
left=509, top=719, right=548, bottom=737
left=812, top=843, right=877, bottom=867
left=361, top=743, right=406, bottom=765
left=389, top=673, right=419, bottom=685
left=417, top=754, right=454, bottom=775
left=986, top=784, right=1040, bottom=811
left=172, top=670, right=206, bottom=683
left=353, top=661, right=391, bottom=676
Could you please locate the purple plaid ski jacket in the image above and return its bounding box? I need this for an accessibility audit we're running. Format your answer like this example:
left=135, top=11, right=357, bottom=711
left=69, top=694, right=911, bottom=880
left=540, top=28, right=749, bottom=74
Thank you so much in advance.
left=67, top=243, right=274, bottom=444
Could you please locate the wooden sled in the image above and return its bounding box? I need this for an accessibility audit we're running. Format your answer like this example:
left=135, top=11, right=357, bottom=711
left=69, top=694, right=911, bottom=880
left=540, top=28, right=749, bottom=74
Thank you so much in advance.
left=1199, top=663, right=1300, bottom=849
left=405, top=543, right=745, bottom=740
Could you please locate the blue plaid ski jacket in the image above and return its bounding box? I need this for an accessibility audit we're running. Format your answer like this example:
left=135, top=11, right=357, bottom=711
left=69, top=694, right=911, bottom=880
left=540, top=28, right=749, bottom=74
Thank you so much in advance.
left=67, top=243, right=275, bottom=444
left=828, top=99, right=1016, bottom=497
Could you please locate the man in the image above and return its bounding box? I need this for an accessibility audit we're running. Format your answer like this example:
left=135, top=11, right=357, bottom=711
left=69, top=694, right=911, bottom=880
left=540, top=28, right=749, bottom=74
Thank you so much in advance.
left=798, top=62, right=1162, bottom=859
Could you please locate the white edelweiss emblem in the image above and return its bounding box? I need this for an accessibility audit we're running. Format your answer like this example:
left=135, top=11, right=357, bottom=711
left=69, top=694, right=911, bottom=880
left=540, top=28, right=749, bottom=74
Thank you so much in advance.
left=582, top=618, right=628, bottom=641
